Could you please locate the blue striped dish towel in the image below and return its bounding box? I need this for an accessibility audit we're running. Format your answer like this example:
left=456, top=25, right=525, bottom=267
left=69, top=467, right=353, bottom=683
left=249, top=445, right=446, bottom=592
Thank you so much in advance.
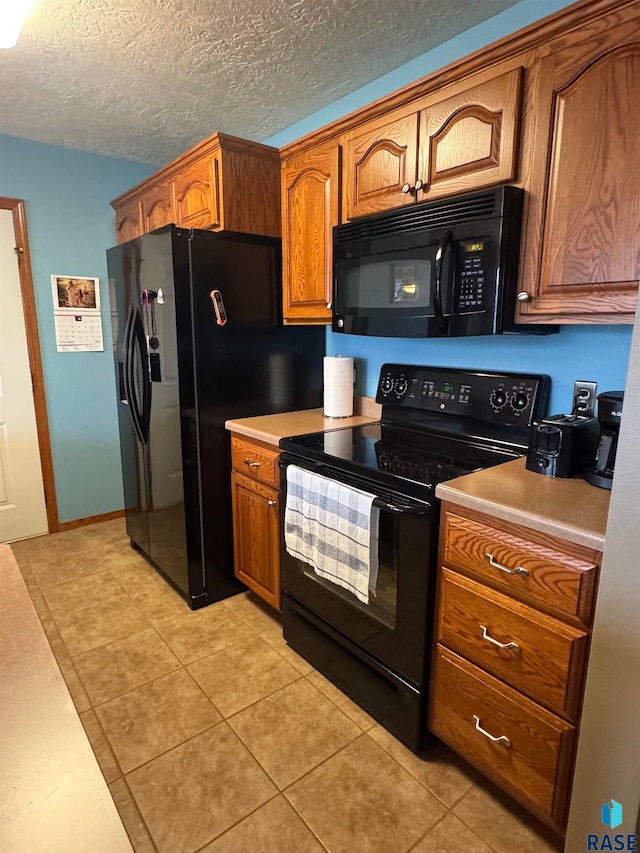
left=284, top=465, right=379, bottom=604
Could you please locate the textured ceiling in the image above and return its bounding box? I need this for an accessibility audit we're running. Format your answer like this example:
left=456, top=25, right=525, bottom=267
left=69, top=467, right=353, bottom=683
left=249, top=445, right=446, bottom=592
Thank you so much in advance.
left=0, top=0, right=522, bottom=166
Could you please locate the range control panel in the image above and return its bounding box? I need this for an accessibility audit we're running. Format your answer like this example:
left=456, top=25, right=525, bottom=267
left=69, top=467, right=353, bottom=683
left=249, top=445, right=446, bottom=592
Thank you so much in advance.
left=376, top=364, right=550, bottom=427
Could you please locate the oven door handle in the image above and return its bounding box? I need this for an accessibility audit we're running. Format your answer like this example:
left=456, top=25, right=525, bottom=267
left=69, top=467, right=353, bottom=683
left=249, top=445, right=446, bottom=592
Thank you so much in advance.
left=372, top=498, right=430, bottom=516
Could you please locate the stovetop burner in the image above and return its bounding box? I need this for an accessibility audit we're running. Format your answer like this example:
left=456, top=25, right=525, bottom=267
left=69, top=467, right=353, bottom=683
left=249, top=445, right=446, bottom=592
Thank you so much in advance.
left=376, top=445, right=457, bottom=483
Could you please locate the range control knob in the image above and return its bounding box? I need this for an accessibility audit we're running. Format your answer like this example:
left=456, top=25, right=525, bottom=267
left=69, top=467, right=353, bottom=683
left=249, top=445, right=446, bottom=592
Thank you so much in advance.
left=395, top=376, right=408, bottom=398
left=379, top=373, right=394, bottom=396
left=489, top=389, right=508, bottom=410
left=511, top=391, right=531, bottom=412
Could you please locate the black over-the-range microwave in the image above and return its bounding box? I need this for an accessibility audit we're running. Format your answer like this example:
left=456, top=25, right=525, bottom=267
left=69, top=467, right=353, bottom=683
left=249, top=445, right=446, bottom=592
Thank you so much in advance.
left=332, top=186, right=557, bottom=338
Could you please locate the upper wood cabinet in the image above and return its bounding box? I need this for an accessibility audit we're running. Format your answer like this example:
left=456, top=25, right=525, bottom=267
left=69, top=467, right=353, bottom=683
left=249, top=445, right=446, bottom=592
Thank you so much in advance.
left=517, top=4, right=640, bottom=322
left=140, top=180, right=175, bottom=234
left=344, top=67, right=523, bottom=219
left=281, top=144, right=341, bottom=324
left=344, top=109, right=419, bottom=218
left=111, top=133, right=280, bottom=243
left=173, top=155, right=221, bottom=230
left=114, top=196, right=143, bottom=244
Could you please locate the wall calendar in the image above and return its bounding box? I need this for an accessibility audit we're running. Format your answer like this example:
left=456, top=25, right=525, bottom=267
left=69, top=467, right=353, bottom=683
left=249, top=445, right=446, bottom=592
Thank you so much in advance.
left=51, top=275, right=104, bottom=352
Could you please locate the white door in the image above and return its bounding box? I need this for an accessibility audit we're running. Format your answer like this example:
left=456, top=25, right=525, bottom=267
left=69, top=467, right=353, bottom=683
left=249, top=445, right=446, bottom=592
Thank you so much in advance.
left=0, top=208, right=48, bottom=542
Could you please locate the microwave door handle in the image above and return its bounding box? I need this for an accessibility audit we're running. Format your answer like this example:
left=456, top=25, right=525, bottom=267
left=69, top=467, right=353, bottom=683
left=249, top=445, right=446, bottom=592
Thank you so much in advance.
left=434, top=230, right=453, bottom=334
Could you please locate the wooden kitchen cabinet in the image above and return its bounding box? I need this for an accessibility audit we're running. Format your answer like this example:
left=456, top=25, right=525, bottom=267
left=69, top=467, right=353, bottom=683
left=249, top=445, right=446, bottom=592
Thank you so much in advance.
left=111, top=132, right=281, bottom=243
left=230, top=435, right=281, bottom=609
left=173, top=154, right=221, bottom=231
left=429, top=503, right=601, bottom=832
left=140, top=180, right=176, bottom=234
left=344, top=67, right=523, bottom=219
left=517, top=3, right=640, bottom=322
left=281, top=143, right=341, bottom=324
left=114, top=195, right=143, bottom=244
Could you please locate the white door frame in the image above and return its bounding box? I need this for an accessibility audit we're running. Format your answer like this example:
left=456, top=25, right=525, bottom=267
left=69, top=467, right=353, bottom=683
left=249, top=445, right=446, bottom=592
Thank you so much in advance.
left=1, top=196, right=58, bottom=534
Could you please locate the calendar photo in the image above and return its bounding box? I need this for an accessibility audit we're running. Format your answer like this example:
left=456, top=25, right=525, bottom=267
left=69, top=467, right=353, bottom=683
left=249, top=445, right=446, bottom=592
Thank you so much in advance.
left=52, top=275, right=100, bottom=312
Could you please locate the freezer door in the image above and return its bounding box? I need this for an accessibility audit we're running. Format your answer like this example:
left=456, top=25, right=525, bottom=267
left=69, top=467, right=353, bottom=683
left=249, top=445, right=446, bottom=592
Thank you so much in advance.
left=140, top=228, right=199, bottom=600
left=108, top=241, right=150, bottom=556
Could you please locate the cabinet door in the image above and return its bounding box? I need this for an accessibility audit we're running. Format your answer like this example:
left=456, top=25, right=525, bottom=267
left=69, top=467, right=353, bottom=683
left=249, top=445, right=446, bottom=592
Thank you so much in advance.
left=174, top=155, right=221, bottom=230
left=140, top=181, right=176, bottom=233
left=282, top=145, right=340, bottom=324
left=518, top=10, right=640, bottom=321
left=231, top=471, right=281, bottom=609
left=114, top=197, right=142, bottom=244
left=344, top=110, right=418, bottom=218
left=418, top=67, right=523, bottom=201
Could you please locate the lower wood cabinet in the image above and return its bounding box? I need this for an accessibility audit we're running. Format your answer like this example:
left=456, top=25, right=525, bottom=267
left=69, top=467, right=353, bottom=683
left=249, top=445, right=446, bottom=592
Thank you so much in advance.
left=230, top=435, right=281, bottom=610
left=431, top=645, right=575, bottom=829
left=429, top=503, right=602, bottom=832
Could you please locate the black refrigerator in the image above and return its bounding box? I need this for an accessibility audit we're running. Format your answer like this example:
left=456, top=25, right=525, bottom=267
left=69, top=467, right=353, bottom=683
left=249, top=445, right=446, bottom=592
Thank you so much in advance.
left=107, top=225, right=325, bottom=609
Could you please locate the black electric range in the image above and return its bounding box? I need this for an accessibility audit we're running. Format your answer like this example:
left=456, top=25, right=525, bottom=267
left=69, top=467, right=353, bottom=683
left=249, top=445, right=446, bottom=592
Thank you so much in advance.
left=279, top=364, right=550, bottom=754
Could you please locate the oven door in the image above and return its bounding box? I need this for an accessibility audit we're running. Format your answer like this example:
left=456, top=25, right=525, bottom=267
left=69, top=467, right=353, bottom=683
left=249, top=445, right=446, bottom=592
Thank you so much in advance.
left=280, top=454, right=438, bottom=688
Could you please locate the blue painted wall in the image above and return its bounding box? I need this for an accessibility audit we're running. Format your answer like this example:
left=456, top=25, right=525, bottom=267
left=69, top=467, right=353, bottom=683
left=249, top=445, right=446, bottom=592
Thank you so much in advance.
left=0, top=135, right=155, bottom=523
left=326, top=328, right=633, bottom=415
left=265, top=0, right=634, bottom=415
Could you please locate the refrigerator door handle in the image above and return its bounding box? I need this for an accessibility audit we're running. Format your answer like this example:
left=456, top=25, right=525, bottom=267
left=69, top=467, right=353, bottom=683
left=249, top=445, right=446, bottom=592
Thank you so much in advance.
left=210, top=290, right=228, bottom=326
left=131, top=308, right=152, bottom=444
left=123, top=309, right=145, bottom=444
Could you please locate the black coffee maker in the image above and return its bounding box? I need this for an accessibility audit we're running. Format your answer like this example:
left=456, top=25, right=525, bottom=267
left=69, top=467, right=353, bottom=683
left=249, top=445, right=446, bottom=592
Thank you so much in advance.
left=584, top=391, right=624, bottom=490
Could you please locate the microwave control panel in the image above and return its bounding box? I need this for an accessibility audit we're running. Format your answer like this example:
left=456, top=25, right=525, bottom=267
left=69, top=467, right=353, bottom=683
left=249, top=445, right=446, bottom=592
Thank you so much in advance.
left=376, top=364, right=550, bottom=427
left=455, top=239, right=492, bottom=313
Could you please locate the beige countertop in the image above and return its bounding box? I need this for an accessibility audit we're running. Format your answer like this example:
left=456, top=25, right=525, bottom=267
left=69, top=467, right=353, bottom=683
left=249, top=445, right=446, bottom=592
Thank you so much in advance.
left=436, top=457, right=610, bottom=551
left=226, top=397, right=381, bottom=445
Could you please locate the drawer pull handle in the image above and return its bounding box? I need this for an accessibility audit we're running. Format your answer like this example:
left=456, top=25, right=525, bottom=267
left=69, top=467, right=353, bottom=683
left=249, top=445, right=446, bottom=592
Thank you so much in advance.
left=243, top=459, right=261, bottom=468
left=485, top=553, right=529, bottom=577
left=480, top=625, right=519, bottom=651
left=473, top=715, right=511, bottom=747
left=267, top=500, right=277, bottom=507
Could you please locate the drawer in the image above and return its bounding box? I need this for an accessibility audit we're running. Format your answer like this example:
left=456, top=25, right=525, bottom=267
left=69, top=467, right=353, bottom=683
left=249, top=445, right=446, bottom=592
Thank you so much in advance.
left=441, top=510, right=598, bottom=627
left=231, top=436, right=280, bottom=487
left=437, top=568, right=588, bottom=720
left=429, top=645, right=574, bottom=830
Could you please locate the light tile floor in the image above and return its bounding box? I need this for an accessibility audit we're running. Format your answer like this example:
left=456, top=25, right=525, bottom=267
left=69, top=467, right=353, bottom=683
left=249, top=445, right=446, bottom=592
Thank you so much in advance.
left=10, top=519, right=564, bottom=853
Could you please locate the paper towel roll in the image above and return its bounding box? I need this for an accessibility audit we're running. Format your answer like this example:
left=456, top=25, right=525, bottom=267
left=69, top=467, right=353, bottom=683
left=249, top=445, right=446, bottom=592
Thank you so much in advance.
left=324, top=356, right=354, bottom=418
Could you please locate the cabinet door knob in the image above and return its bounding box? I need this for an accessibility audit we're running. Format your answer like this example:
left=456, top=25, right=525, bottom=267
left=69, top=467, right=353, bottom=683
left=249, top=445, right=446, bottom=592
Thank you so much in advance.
left=402, top=181, right=423, bottom=195
left=480, top=625, right=519, bottom=651
left=473, top=715, right=511, bottom=747
left=267, top=499, right=277, bottom=507
left=243, top=458, right=260, bottom=468
left=326, top=302, right=333, bottom=310
left=517, top=291, right=532, bottom=303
